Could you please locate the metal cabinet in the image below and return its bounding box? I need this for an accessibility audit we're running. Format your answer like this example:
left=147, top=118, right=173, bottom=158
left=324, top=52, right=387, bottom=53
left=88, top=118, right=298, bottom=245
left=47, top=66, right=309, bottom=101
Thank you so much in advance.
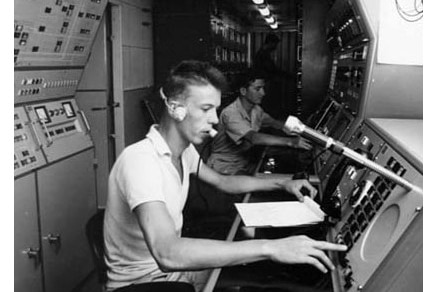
left=14, top=173, right=43, bottom=292
left=76, top=92, right=112, bottom=208
left=37, top=149, right=96, bottom=292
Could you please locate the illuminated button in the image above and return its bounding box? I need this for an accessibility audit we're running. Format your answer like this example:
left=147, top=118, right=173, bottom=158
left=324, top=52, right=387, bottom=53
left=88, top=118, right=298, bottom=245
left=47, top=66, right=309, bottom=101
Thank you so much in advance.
left=347, top=166, right=357, bottom=179
left=360, top=136, right=369, bottom=146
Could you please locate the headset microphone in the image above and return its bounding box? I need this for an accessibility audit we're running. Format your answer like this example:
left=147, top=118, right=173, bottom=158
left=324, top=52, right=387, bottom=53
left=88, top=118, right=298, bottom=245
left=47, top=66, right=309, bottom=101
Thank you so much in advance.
left=160, top=87, right=187, bottom=122
left=208, top=128, right=218, bottom=138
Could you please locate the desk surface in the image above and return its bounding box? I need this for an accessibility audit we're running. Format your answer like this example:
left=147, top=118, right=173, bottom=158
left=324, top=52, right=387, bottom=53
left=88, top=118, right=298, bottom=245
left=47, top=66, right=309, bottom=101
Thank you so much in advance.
left=202, top=149, right=329, bottom=292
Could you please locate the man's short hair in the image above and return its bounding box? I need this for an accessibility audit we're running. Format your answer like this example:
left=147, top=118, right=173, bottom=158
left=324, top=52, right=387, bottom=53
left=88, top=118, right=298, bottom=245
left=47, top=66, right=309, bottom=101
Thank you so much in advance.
left=265, top=33, right=280, bottom=44
left=236, top=69, right=267, bottom=89
left=162, top=60, right=227, bottom=100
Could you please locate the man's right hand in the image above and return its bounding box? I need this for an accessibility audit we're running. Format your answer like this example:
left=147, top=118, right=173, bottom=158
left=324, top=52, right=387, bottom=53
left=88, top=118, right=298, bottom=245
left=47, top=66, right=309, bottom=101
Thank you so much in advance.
left=289, top=136, right=312, bottom=150
left=264, top=235, right=347, bottom=273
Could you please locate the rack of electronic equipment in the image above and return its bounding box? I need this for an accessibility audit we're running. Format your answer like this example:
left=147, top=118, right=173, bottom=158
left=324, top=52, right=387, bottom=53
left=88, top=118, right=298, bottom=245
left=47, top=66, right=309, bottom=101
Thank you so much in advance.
left=14, top=1, right=108, bottom=292
left=307, top=0, right=423, bottom=291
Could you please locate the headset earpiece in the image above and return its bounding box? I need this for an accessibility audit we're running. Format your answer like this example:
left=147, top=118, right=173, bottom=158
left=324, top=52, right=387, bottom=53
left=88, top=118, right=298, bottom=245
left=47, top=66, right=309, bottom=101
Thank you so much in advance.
left=172, top=106, right=187, bottom=122
left=160, top=87, right=187, bottom=122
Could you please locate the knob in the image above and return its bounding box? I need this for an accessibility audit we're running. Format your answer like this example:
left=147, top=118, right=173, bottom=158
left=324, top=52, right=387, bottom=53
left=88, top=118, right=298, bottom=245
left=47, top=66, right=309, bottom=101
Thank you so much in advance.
left=22, top=247, right=40, bottom=259
left=43, top=233, right=61, bottom=244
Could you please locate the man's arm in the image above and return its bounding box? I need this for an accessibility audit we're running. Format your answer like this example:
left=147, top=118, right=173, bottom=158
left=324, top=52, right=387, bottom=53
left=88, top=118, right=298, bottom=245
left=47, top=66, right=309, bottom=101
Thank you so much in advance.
left=244, top=131, right=312, bottom=150
left=198, top=162, right=316, bottom=201
left=135, top=201, right=346, bottom=273
left=260, top=114, right=313, bottom=150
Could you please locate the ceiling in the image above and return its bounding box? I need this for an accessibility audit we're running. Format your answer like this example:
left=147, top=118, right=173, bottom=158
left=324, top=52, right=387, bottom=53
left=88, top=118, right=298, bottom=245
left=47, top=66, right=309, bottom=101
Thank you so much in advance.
left=218, top=0, right=299, bottom=31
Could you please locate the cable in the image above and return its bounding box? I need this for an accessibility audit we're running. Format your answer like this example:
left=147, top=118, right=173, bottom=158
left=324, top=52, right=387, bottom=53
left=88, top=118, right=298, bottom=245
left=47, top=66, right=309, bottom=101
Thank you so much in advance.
left=395, top=0, right=423, bottom=22
left=195, top=137, right=215, bottom=211
left=414, top=0, right=423, bottom=13
left=303, top=146, right=331, bottom=174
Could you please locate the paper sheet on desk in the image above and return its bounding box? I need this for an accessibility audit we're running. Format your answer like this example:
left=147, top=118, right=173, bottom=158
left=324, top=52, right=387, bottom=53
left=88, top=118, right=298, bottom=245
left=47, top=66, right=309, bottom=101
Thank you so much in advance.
left=235, top=197, right=325, bottom=227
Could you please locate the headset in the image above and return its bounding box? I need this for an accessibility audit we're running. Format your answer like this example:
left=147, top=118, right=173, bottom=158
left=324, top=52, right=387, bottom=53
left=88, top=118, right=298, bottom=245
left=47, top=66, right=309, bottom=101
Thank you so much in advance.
left=160, top=87, right=187, bottom=122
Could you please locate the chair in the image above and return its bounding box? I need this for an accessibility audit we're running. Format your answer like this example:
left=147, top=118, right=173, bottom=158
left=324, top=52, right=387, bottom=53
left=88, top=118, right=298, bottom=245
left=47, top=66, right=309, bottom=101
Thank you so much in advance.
left=85, top=210, right=195, bottom=292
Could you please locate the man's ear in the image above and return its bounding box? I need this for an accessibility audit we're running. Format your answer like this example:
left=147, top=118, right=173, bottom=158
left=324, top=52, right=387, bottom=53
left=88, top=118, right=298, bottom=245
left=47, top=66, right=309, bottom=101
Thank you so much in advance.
left=239, top=87, right=247, bottom=96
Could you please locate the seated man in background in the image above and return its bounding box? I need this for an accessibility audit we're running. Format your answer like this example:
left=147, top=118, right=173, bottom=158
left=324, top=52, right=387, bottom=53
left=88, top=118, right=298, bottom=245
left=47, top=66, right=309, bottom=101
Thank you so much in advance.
left=207, top=69, right=312, bottom=176
left=103, top=60, right=346, bottom=292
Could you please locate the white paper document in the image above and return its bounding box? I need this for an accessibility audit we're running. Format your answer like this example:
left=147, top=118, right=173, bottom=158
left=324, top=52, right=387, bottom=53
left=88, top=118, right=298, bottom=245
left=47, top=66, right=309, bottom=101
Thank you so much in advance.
left=235, top=197, right=325, bottom=228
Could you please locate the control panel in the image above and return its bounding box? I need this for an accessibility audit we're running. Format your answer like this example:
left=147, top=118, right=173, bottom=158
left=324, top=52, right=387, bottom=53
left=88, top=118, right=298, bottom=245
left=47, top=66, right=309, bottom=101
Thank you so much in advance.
left=14, top=0, right=107, bottom=67
left=14, top=107, right=47, bottom=177
left=309, top=0, right=373, bottom=189
left=323, top=121, right=422, bottom=291
left=325, top=0, right=369, bottom=52
left=24, top=98, right=93, bottom=163
left=14, top=69, right=82, bottom=104
left=320, top=122, right=386, bottom=218
left=311, top=97, right=355, bottom=183
left=328, top=43, right=369, bottom=114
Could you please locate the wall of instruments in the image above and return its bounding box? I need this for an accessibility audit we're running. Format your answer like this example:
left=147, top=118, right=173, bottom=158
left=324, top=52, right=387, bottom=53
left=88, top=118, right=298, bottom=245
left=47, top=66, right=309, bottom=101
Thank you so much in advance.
left=14, top=1, right=107, bottom=292
left=307, top=0, right=423, bottom=291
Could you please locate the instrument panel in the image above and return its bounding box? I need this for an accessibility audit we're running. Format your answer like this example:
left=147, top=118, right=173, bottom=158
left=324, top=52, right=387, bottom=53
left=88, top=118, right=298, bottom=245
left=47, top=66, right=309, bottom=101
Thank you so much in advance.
left=14, top=0, right=107, bottom=67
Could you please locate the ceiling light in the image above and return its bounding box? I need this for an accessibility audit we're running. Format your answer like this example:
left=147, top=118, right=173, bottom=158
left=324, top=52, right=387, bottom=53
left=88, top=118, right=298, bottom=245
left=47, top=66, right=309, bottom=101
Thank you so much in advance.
left=265, top=16, right=275, bottom=24
left=258, top=6, right=270, bottom=16
left=270, top=22, right=278, bottom=29
left=252, top=0, right=265, bottom=4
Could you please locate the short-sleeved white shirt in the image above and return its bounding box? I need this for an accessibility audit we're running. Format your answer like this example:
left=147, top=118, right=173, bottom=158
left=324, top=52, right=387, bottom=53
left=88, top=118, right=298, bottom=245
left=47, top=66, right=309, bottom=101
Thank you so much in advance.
left=104, top=125, right=200, bottom=290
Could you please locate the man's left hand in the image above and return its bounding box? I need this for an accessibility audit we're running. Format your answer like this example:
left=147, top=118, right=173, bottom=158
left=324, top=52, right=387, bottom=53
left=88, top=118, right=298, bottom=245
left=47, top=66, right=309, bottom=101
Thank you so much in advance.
left=282, top=179, right=317, bottom=201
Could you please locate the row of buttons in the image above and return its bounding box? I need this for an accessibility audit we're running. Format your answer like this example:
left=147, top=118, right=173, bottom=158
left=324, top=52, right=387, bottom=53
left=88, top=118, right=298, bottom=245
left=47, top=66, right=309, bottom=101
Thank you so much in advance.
left=20, top=79, right=78, bottom=88
left=17, top=88, right=40, bottom=96
left=49, top=108, right=65, bottom=117
left=22, top=78, right=44, bottom=85
left=44, top=124, right=77, bottom=138
left=43, top=80, right=78, bottom=88
left=20, top=156, right=37, bottom=166
left=14, top=134, right=28, bottom=143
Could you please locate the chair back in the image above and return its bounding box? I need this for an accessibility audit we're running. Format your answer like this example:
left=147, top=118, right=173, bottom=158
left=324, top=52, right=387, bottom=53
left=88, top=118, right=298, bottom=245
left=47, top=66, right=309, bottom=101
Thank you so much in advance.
left=85, top=209, right=107, bottom=283
left=85, top=210, right=196, bottom=292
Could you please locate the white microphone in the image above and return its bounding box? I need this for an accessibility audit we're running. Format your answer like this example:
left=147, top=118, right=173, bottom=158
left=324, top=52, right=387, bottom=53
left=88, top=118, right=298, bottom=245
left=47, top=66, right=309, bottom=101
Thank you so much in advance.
left=284, top=116, right=423, bottom=195
left=284, top=116, right=343, bottom=153
left=208, top=128, right=218, bottom=138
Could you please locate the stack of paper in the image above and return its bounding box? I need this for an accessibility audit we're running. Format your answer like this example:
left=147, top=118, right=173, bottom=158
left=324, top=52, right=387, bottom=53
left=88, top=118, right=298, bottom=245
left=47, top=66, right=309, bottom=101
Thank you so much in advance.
left=235, top=197, right=325, bottom=227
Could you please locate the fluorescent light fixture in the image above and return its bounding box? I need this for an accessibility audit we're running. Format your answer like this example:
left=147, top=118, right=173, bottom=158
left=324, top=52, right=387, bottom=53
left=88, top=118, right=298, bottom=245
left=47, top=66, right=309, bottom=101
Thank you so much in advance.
left=270, top=22, right=278, bottom=29
left=252, top=0, right=265, bottom=4
left=258, top=6, right=270, bottom=16
left=265, top=16, right=275, bottom=24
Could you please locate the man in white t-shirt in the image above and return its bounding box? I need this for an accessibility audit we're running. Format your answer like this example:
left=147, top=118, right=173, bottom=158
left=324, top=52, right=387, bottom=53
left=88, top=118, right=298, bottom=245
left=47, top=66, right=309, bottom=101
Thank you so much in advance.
left=103, top=60, right=346, bottom=292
